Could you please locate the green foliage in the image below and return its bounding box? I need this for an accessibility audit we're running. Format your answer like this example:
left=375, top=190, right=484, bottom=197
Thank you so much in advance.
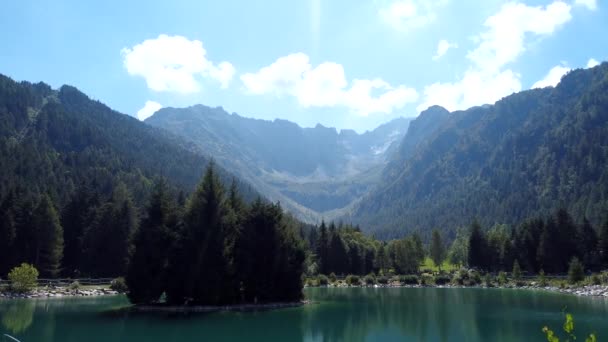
left=568, top=257, right=585, bottom=284
left=8, top=263, right=38, bottom=293
left=452, top=269, right=481, bottom=286
left=512, top=260, right=522, bottom=280
left=468, top=220, right=487, bottom=270
left=420, top=274, right=433, bottom=286
left=318, top=274, right=329, bottom=286
left=110, top=277, right=128, bottom=293
left=542, top=313, right=597, bottom=342
left=429, top=229, right=445, bottom=270
left=126, top=180, right=177, bottom=304
left=329, top=272, right=337, bottom=283
left=399, top=275, right=419, bottom=285
left=377, top=275, right=389, bottom=284
left=434, top=274, right=451, bottom=285
left=32, top=194, right=64, bottom=277
left=497, top=271, right=508, bottom=285
left=345, top=274, right=360, bottom=286
left=539, top=270, right=548, bottom=287
left=364, top=274, right=376, bottom=285
left=69, top=281, right=81, bottom=291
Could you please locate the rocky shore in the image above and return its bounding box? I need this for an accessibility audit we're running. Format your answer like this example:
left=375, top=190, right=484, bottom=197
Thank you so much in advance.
left=309, top=282, right=608, bottom=298
left=0, top=287, right=120, bottom=299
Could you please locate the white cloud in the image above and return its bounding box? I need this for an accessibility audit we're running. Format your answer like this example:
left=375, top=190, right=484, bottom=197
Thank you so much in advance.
left=433, top=39, right=457, bottom=60
left=136, top=101, right=163, bottom=121
left=418, top=69, right=521, bottom=112
left=587, top=58, right=600, bottom=68
left=531, top=64, right=571, bottom=89
left=574, top=0, right=597, bottom=10
left=122, top=34, right=235, bottom=94
left=467, top=1, right=572, bottom=73
left=241, top=53, right=418, bottom=116
left=379, top=0, right=447, bottom=32
left=418, top=1, right=573, bottom=112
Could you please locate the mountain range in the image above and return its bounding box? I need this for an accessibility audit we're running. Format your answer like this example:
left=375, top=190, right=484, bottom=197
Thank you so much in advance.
left=145, top=105, right=411, bottom=222
left=1, top=61, right=607, bottom=240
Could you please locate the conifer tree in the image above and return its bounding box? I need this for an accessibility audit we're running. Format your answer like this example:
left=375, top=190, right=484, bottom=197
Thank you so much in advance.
left=430, top=229, right=445, bottom=270
left=467, top=220, right=487, bottom=270
left=33, top=194, right=64, bottom=278
left=127, top=179, right=177, bottom=304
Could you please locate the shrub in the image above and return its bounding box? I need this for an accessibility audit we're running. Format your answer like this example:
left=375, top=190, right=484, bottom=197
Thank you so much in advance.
left=69, top=281, right=81, bottom=291
left=538, top=269, right=548, bottom=287
left=497, top=271, right=507, bottom=285
left=420, top=274, right=433, bottom=286
left=451, top=269, right=468, bottom=285
left=568, top=257, right=584, bottom=284
left=512, top=260, right=522, bottom=281
left=328, top=272, right=337, bottom=283
left=377, top=275, right=389, bottom=284
left=364, top=274, right=376, bottom=285
left=483, top=274, right=493, bottom=287
left=399, top=275, right=419, bottom=285
left=345, top=275, right=360, bottom=286
left=318, top=274, right=329, bottom=286
left=590, top=274, right=601, bottom=285
left=110, top=277, right=128, bottom=293
left=468, top=270, right=481, bottom=285
left=8, top=263, right=39, bottom=293
left=434, top=274, right=451, bottom=285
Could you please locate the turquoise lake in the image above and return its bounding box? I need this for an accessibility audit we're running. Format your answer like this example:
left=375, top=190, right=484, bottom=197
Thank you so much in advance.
left=1, top=287, right=608, bottom=341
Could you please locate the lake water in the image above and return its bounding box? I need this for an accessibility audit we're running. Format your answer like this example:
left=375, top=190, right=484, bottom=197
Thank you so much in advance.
left=1, top=287, right=608, bottom=341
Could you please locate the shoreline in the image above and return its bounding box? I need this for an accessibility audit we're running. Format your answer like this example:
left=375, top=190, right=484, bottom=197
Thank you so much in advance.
left=0, top=287, right=120, bottom=300
left=305, top=282, right=608, bottom=298
left=2, top=283, right=607, bottom=302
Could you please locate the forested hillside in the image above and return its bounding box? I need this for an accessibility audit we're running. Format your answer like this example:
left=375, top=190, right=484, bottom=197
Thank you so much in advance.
left=352, top=63, right=608, bottom=239
left=0, top=74, right=255, bottom=277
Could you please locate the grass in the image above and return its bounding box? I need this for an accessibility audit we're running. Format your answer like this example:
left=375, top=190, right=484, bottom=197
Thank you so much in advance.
left=419, top=258, right=459, bottom=273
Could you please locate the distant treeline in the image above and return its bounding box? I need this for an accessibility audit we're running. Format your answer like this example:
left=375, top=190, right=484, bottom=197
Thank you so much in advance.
left=302, top=209, right=608, bottom=277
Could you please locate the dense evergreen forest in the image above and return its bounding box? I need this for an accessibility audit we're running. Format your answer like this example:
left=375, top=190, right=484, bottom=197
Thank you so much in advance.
left=0, top=73, right=255, bottom=278
left=305, top=209, right=608, bottom=278
left=352, top=63, right=608, bottom=239
left=127, top=164, right=306, bottom=305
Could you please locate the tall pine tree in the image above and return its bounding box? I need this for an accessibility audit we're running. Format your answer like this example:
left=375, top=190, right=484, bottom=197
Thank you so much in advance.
left=126, top=179, right=177, bottom=304
left=33, top=194, right=64, bottom=278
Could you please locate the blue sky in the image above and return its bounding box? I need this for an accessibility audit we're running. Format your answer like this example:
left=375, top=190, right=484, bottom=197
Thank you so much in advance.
left=0, top=0, right=606, bottom=132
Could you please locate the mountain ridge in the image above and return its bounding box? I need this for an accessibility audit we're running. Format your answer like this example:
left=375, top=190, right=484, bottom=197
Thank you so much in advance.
left=145, top=104, right=412, bottom=222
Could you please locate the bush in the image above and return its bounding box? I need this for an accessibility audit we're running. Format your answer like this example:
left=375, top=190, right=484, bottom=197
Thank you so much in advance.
left=345, top=275, right=360, bottom=286
left=377, top=275, right=389, bottom=284
left=318, top=274, right=329, bottom=286
left=8, top=263, right=39, bottom=293
left=483, top=274, right=493, bottom=287
left=434, top=274, right=451, bottom=285
left=399, top=275, right=419, bottom=285
left=568, top=257, right=584, bottom=284
left=420, top=274, right=433, bottom=286
left=512, top=260, right=522, bottom=280
left=468, top=270, right=481, bottom=285
left=69, top=281, right=81, bottom=291
left=328, top=272, right=337, bottom=283
left=538, top=269, right=548, bottom=287
left=590, top=274, right=601, bottom=285
left=110, top=277, right=128, bottom=293
left=497, top=271, right=507, bottom=285
left=364, top=274, right=376, bottom=285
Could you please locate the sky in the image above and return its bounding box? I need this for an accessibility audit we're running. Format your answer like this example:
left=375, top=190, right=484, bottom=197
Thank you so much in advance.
left=0, top=0, right=606, bottom=132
